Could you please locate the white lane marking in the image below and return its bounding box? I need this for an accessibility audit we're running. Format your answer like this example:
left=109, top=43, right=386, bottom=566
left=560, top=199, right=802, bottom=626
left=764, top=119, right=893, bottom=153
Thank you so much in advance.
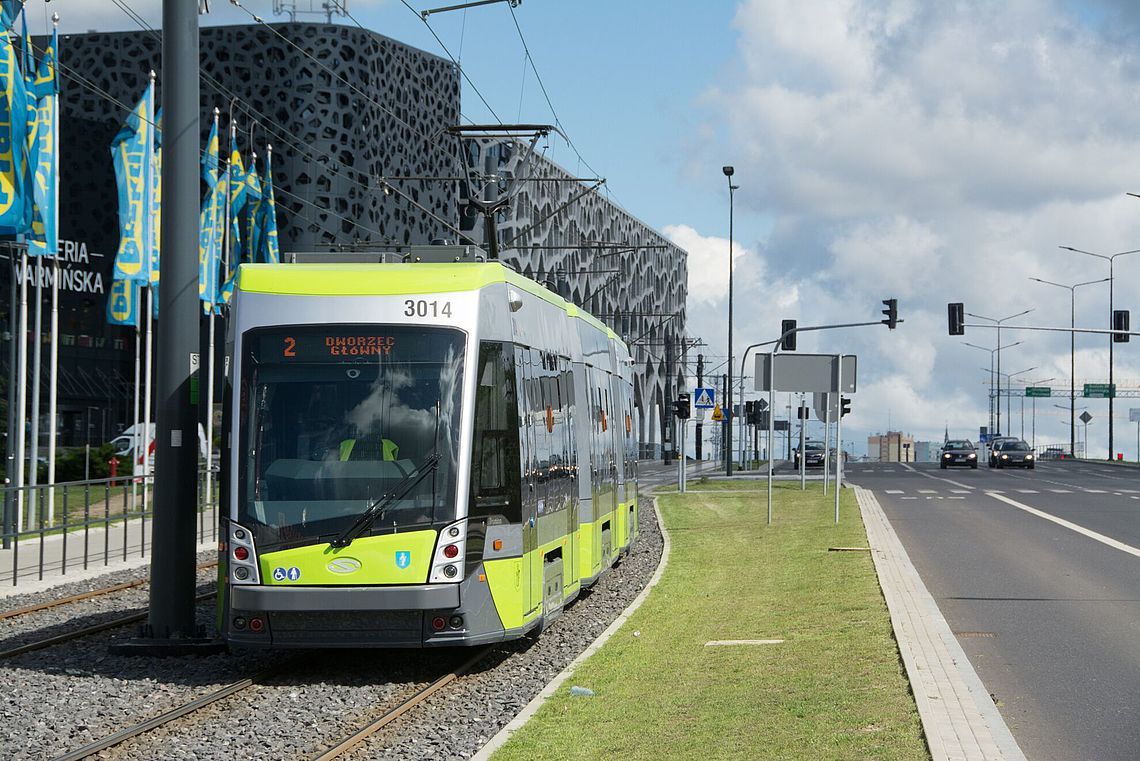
left=951, top=489, right=971, bottom=494
left=1085, top=489, right=1107, bottom=494
left=901, top=496, right=917, bottom=500
left=885, top=490, right=905, bottom=494
left=989, top=493, right=1140, bottom=560
left=1015, top=489, right=1039, bottom=494
left=1119, top=490, right=1140, bottom=494
left=900, top=462, right=976, bottom=490
left=918, top=489, right=937, bottom=494
left=949, top=496, right=965, bottom=500
left=1049, top=489, right=1073, bottom=493
left=1132, top=496, right=1140, bottom=501
left=882, top=469, right=896, bottom=473
left=984, top=489, right=1004, bottom=494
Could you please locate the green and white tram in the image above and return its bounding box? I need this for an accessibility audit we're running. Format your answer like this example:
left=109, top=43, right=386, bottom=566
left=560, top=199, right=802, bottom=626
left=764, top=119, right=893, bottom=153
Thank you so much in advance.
left=219, top=249, right=638, bottom=647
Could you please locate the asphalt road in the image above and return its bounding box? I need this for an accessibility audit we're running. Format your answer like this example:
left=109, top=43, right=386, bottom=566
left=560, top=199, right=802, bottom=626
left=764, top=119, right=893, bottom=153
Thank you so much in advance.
left=846, top=459, right=1140, bottom=761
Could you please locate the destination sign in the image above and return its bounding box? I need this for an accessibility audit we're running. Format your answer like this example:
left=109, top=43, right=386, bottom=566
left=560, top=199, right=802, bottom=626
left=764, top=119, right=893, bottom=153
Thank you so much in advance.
left=249, top=325, right=463, bottom=364
left=1083, top=383, right=1115, bottom=398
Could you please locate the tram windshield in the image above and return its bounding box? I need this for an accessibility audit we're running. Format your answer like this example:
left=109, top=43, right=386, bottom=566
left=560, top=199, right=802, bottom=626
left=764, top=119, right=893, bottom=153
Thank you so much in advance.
left=238, top=325, right=465, bottom=550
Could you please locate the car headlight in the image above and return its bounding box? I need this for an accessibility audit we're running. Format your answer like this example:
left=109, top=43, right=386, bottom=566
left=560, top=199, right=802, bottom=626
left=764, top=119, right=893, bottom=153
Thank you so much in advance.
left=967, top=453, right=976, bottom=459
left=1026, top=454, right=1033, bottom=460
left=943, top=453, right=951, bottom=459
left=1001, top=454, right=1009, bottom=459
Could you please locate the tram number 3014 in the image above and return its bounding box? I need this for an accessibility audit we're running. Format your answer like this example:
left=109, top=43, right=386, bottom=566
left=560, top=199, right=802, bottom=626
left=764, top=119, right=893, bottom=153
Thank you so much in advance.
left=404, top=299, right=453, bottom=318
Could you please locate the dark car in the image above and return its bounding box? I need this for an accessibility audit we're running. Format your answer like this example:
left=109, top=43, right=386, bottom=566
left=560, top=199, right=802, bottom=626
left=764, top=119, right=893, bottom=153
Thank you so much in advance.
left=940, top=439, right=978, bottom=469
left=794, top=441, right=826, bottom=468
left=987, top=436, right=1020, bottom=467
left=993, top=439, right=1035, bottom=469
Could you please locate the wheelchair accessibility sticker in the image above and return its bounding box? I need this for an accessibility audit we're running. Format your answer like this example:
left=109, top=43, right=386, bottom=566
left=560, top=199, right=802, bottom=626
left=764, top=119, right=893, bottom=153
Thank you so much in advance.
left=395, top=551, right=411, bottom=569
left=272, top=566, right=301, bottom=582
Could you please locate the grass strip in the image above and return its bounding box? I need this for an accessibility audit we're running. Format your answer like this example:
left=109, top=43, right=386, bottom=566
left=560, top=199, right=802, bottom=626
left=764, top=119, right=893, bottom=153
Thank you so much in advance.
left=491, top=481, right=929, bottom=761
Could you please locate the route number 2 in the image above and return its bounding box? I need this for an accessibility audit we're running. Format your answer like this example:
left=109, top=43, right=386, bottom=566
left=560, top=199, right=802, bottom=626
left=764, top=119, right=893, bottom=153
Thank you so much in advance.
left=283, top=336, right=296, bottom=357
left=404, top=299, right=452, bottom=318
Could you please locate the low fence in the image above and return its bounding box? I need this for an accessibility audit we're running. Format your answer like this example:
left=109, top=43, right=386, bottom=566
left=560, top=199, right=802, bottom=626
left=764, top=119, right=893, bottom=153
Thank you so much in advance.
left=0, top=469, right=218, bottom=587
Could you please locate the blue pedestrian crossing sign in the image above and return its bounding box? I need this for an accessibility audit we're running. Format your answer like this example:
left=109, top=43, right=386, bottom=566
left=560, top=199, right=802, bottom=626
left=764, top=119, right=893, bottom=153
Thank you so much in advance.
left=693, top=387, right=715, bottom=409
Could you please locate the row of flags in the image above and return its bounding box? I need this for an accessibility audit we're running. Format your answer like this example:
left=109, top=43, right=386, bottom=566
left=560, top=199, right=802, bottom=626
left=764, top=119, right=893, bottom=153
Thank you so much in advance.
left=107, top=84, right=282, bottom=327
left=0, top=1, right=58, bottom=258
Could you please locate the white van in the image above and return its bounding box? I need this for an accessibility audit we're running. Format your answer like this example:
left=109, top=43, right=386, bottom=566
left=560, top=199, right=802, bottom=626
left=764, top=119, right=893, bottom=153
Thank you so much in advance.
left=109, top=423, right=210, bottom=474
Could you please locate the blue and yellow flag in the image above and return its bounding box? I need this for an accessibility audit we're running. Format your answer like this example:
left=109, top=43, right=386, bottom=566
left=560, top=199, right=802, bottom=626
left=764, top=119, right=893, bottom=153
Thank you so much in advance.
left=106, top=276, right=140, bottom=327
left=0, top=2, right=23, bottom=31
left=259, top=147, right=280, bottom=264
left=0, top=28, right=28, bottom=235
left=111, top=81, right=154, bottom=282
left=243, top=161, right=263, bottom=262
left=202, top=118, right=218, bottom=189
left=27, top=26, right=56, bottom=257
left=198, top=118, right=225, bottom=311
left=227, top=131, right=248, bottom=266
left=150, top=107, right=161, bottom=286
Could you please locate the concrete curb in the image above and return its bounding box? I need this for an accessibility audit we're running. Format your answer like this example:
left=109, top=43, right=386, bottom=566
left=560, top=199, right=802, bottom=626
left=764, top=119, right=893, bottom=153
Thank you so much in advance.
left=855, top=486, right=1026, bottom=761
left=470, top=497, right=671, bottom=760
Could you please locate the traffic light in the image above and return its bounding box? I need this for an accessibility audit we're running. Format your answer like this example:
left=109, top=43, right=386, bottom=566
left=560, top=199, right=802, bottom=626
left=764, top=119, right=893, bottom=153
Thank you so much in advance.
left=840, top=397, right=851, bottom=417
left=673, top=393, right=690, bottom=419
left=780, top=319, right=797, bottom=351
left=881, top=298, right=898, bottom=330
left=797, top=405, right=810, bottom=420
left=1114, top=309, right=1130, bottom=343
left=948, top=302, right=965, bottom=335
left=744, top=401, right=755, bottom=422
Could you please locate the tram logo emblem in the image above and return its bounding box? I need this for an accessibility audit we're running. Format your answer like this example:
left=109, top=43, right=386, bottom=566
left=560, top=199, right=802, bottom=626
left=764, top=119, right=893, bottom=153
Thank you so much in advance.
left=327, top=557, right=362, bottom=574
left=395, top=551, right=411, bottom=569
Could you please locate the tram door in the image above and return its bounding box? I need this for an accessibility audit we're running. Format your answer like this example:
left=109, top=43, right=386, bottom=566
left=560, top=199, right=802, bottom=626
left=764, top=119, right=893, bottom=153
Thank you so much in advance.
left=514, top=346, right=538, bottom=618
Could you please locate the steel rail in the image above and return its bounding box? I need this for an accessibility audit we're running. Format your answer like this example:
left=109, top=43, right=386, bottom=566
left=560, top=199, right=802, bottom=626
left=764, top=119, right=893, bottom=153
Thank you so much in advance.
left=0, top=562, right=218, bottom=621
left=312, top=648, right=492, bottom=760
left=0, top=592, right=215, bottom=660
left=52, top=656, right=302, bottom=761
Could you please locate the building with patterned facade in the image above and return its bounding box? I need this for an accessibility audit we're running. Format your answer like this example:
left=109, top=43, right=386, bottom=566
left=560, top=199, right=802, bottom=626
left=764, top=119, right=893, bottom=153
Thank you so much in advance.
left=2, top=22, right=686, bottom=456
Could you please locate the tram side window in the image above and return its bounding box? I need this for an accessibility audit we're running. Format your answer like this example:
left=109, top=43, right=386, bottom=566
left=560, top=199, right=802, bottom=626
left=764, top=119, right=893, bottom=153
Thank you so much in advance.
left=469, top=342, right=522, bottom=523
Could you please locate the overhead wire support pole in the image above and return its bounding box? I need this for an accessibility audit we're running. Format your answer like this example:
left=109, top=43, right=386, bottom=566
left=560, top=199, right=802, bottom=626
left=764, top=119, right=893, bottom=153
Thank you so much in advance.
left=422, top=0, right=521, bottom=19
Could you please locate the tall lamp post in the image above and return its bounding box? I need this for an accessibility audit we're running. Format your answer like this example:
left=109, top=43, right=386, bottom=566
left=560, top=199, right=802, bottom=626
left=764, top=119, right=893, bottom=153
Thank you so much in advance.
left=998, top=366, right=1036, bottom=436
left=1030, top=276, right=1109, bottom=460
left=1025, top=376, right=1055, bottom=450
left=723, top=165, right=738, bottom=476
left=964, top=341, right=1022, bottom=435
left=963, top=308, right=1033, bottom=435
left=1058, top=246, right=1140, bottom=459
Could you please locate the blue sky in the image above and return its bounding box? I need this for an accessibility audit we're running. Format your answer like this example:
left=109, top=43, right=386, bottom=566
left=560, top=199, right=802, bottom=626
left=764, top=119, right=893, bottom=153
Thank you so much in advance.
left=48, top=1, right=1140, bottom=457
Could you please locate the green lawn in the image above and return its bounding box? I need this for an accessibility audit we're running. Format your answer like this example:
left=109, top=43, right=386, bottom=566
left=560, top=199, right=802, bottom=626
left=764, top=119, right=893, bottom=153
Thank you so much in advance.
left=492, top=481, right=929, bottom=761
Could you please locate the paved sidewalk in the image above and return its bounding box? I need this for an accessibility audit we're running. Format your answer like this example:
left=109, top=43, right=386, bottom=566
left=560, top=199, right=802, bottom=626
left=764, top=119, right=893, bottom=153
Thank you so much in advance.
left=855, top=486, right=1026, bottom=761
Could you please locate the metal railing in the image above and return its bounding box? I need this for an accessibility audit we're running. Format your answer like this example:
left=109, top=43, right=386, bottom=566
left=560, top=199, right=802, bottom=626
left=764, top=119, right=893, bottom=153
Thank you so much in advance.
left=0, top=469, right=219, bottom=587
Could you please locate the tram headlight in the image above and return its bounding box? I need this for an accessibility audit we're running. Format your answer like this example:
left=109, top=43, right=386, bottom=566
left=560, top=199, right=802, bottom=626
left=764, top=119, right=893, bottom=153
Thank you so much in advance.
left=234, top=566, right=250, bottom=581
left=443, top=564, right=458, bottom=578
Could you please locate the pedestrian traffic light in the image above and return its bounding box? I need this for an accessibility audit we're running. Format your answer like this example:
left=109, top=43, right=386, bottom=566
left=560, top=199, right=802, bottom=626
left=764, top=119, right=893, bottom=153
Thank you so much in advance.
left=1113, top=309, right=1130, bottom=343
left=882, top=298, right=898, bottom=330
left=840, top=397, right=851, bottom=417
left=673, top=393, right=690, bottom=419
left=780, top=319, right=797, bottom=351
left=948, top=302, right=965, bottom=335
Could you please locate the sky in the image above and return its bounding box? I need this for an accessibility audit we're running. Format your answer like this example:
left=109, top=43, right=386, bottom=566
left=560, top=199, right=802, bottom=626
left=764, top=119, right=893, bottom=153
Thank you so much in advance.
left=38, top=0, right=1140, bottom=458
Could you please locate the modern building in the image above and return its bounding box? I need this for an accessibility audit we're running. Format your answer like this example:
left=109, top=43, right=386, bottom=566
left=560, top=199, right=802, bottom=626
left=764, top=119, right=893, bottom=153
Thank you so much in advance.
left=867, top=431, right=916, bottom=462
left=3, top=22, right=687, bottom=457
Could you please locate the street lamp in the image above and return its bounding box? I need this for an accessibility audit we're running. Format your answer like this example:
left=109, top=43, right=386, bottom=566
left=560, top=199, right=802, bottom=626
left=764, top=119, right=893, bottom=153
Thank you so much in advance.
left=1058, top=246, right=1140, bottom=459
left=965, top=309, right=1033, bottom=436
left=1024, top=376, right=1055, bottom=450
left=964, top=340, right=1022, bottom=435
left=723, top=165, right=737, bottom=476
left=1029, top=276, right=1109, bottom=459
left=1000, top=366, right=1036, bottom=436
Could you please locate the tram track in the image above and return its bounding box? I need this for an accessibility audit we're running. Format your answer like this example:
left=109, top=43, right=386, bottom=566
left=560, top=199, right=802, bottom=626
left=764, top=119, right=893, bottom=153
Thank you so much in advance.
left=49, top=648, right=492, bottom=761
left=0, top=561, right=218, bottom=621
left=0, top=591, right=216, bottom=660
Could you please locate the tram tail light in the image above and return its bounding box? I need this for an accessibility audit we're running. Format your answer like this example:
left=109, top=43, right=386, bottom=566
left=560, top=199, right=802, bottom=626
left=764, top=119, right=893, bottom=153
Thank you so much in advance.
left=429, top=520, right=467, bottom=583
left=431, top=616, right=447, bottom=631
left=443, top=544, right=459, bottom=559
left=233, top=546, right=249, bottom=561
left=228, top=522, right=260, bottom=585
left=249, top=617, right=265, bottom=633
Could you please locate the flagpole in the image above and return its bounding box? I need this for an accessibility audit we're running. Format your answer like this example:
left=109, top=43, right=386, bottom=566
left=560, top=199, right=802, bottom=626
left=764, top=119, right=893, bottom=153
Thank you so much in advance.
left=203, top=108, right=219, bottom=520
left=13, top=245, right=26, bottom=531
left=28, top=247, right=41, bottom=515
left=46, top=14, right=59, bottom=525
left=131, top=313, right=140, bottom=513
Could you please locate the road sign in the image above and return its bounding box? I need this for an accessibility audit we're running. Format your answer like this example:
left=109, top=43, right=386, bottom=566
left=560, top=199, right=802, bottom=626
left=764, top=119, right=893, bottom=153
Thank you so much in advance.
left=693, top=387, right=715, bottom=409
left=756, top=398, right=768, bottom=411
left=711, top=404, right=724, bottom=422
left=755, top=353, right=857, bottom=394
left=813, top=392, right=838, bottom=422
left=1025, top=387, right=1051, bottom=398
left=1080, top=410, right=1093, bottom=424
left=1083, top=383, right=1115, bottom=398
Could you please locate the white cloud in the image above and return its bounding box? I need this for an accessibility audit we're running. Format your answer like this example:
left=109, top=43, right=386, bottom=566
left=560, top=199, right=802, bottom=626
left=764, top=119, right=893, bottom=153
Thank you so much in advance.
left=679, top=0, right=1140, bottom=455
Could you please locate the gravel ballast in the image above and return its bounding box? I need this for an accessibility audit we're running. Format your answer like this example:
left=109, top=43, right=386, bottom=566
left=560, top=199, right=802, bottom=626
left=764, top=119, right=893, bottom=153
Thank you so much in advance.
left=0, top=502, right=663, bottom=760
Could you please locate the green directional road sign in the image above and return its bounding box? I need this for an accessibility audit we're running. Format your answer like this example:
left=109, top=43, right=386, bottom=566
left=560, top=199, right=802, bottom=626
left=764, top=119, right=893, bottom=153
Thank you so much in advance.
left=1084, top=383, right=1116, bottom=398
left=1025, top=387, right=1052, bottom=398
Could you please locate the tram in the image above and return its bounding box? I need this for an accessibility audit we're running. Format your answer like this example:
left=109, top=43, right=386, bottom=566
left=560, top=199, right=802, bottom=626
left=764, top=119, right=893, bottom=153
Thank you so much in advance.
left=218, top=246, right=638, bottom=647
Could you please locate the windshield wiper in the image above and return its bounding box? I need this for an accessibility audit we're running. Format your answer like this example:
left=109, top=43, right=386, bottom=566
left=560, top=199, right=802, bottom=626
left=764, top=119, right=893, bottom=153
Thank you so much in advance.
left=329, top=454, right=442, bottom=549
